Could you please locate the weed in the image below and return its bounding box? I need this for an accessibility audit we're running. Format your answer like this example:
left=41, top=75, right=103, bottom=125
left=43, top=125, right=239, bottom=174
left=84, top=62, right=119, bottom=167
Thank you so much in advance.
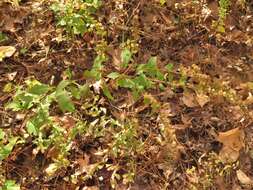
left=5, top=79, right=89, bottom=173
left=0, top=180, right=20, bottom=190
left=0, top=129, right=20, bottom=161
left=213, top=0, right=230, bottom=32
left=51, top=0, right=105, bottom=36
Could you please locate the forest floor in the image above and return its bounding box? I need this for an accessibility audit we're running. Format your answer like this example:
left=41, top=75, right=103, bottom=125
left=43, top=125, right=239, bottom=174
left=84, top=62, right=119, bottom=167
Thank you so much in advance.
left=0, top=0, right=253, bottom=189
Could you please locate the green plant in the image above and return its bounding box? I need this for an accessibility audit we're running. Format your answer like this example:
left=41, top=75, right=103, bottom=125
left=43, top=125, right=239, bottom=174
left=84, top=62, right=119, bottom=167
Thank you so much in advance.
left=213, top=0, right=230, bottom=32
left=0, top=180, right=20, bottom=190
left=111, top=121, right=143, bottom=157
left=107, top=56, right=170, bottom=99
left=51, top=0, right=105, bottom=36
left=0, top=129, right=20, bottom=161
left=5, top=79, right=90, bottom=174
left=0, top=32, right=8, bottom=43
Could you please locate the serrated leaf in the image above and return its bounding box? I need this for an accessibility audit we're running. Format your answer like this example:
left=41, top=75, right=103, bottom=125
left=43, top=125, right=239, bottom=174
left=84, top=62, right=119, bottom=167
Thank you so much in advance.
left=6, top=93, right=34, bottom=111
left=56, top=91, right=75, bottom=112
left=26, top=120, right=39, bottom=136
left=28, top=84, right=50, bottom=95
left=121, top=49, right=132, bottom=68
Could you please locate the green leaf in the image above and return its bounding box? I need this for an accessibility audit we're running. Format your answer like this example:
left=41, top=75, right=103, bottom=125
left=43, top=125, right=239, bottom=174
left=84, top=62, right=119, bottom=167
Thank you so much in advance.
left=69, top=86, right=80, bottom=99
left=0, top=137, right=18, bottom=161
left=133, top=74, right=153, bottom=89
left=102, top=83, right=114, bottom=100
left=107, top=72, right=120, bottom=80
left=117, top=77, right=135, bottom=89
left=1, top=180, right=20, bottom=190
left=56, top=80, right=71, bottom=93
left=56, top=91, right=75, bottom=113
left=165, top=63, right=174, bottom=72
left=166, top=63, right=174, bottom=82
left=6, top=93, right=34, bottom=111
left=26, top=120, right=39, bottom=136
left=0, top=32, right=8, bottom=43
left=93, top=54, right=106, bottom=70
left=83, top=70, right=101, bottom=80
left=79, top=84, right=90, bottom=98
left=84, top=54, right=106, bottom=81
left=121, top=49, right=132, bottom=68
left=28, top=84, right=50, bottom=95
left=137, top=57, right=164, bottom=80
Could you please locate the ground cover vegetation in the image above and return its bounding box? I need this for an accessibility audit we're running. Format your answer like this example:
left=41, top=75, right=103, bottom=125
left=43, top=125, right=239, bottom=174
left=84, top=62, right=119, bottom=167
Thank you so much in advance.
left=0, top=0, right=253, bottom=189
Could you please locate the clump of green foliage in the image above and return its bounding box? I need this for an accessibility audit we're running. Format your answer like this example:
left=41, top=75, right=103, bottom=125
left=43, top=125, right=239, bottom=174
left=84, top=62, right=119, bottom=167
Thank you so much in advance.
left=0, top=129, right=20, bottom=161
left=5, top=79, right=90, bottom=172
left=5, top=72, right=142, bottom=186
left=0, top=180, right=20, bottom=190
left=213, top=0, right=230, bottom=32
left=50, top=0, right=105, bottom=36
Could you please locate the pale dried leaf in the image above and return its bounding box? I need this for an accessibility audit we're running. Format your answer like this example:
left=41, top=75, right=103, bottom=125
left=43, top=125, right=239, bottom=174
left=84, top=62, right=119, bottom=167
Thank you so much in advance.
left=0, top=46, right=16, bottom=61
left=6, top=72, right=17, bottom=81
left=82, top=186, right=99, bottom=190
left=196, top=93, right=210, bottom=107
left=217, top=127, right=245, bottom=163
left=236, top=170, right=253, bottom=185
left=75, top=154, right=90, bottom=175
left=45, top=163, right=58, bottom=177
left=182, top=92, right=198, bottom=108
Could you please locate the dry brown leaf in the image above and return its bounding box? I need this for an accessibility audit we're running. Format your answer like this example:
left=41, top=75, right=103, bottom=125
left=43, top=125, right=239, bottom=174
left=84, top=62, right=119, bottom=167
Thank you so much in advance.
left=76, top=154, right=90, bottom=174
left=6, top=72, right=17, bottom=81
left=217, top=127, right=245, bottom=163
left=109, top=48, right=121, bottom=70
left=0, top=46, right=16, bottom=61
left=196, top=93, right=210, bottom=107
left=236, top=170, right=253, bottom=186
left=182, top=92, right=198, bottom=108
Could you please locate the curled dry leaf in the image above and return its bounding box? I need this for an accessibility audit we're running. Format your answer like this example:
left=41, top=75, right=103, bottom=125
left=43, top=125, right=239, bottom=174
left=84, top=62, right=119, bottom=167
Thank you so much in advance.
left=216, top=127, right=245, bottom=163
left=0, top=46, right=16, bottom=61
left=236, top=169, right=253, bottom=186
